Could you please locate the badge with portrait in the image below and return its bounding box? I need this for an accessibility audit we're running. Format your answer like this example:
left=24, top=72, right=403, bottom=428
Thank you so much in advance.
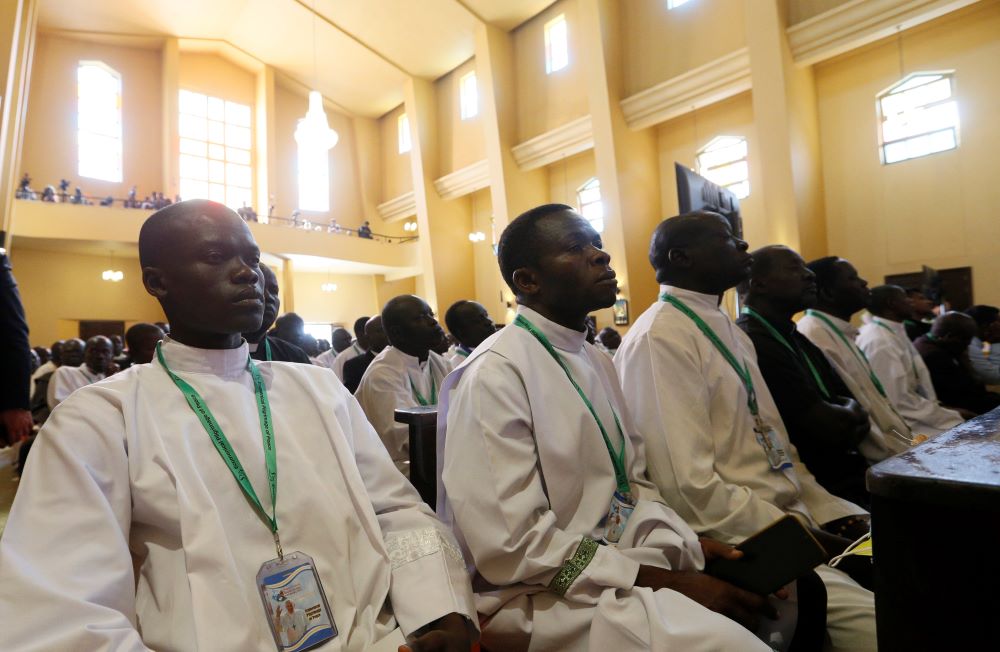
left=754, top=419, right=793, bottom=472
left=257, top=551, right=337, bottom=652
left=601, top=490, right=636, bottom=545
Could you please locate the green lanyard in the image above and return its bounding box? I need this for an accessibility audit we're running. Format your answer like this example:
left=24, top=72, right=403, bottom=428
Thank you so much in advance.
left=264, top=338, right=272, bottom=362
left=661, top=293, right=761, bottom=416
left=409, top=372, right=437, bottom=406
left=873, top=318, right=919, bottom=378
left=805, top=310, right=888, bottom=397
left=514, top=314, right=631, bottom=495
left=156, top=342, right=283, bottom=558
left=742, top=307, right=831, bottom=399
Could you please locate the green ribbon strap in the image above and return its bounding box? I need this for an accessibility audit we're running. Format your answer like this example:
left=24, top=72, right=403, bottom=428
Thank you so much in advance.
left=264, top=338, right=272, bottom=362
left=805, top=310, right=887, bottom=397
left=741, top=306, right=831, bottom=399
left=409, top=372, right=437, bottom=406
left=872, top=318, right=919, bottom=378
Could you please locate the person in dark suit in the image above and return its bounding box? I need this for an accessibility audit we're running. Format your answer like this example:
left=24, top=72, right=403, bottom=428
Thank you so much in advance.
left=343, top=316, right=387, bottom=394
left=0, top=252, right=33, bottom=447
left=914, top=312, right=1000, bottom=417
left=243, top=265, right=311, bottom=364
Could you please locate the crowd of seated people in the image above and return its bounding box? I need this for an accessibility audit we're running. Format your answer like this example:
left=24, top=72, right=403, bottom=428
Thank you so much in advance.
left=2, top=198, right=998, bottom=651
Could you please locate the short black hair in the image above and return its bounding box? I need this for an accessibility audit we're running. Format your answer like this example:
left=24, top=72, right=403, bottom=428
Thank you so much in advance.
left=125, top=323, right=163, bottom=350
left=649, top=211, right=728, bottom=284
left=737, top=245, right=789, bottom=298
left=904, top=287, right=925, bottom=297
left=353, top=316, right=369, bottom=337
left=965, top=305, right=1000, bottom=328
left=444, top=300, right=471, bottom=336
left=806, top=256, right=842, bottom=295
left=869, top=285, right=905, bottom=315
left=497, top=204, right=574, bottom=293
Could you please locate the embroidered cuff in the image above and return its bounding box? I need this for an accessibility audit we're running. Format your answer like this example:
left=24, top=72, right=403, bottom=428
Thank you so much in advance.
left=548, top=537, right=599, bottom=597
left=384, top=526, right=464, bottom=570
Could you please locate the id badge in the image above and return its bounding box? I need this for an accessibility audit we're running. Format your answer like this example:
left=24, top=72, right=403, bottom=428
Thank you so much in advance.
left=257, top=551, right=337, bottom=651
left=602, top=490, right=635, bottom=545
left=754, top=423, right=793, bottom=471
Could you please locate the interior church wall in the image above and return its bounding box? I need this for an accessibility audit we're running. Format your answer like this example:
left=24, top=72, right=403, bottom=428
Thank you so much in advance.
left=288, top=270, right=380, bottom=328
left=434, top=57, right=486, bottom=177
left=378, top=103, right=412, bottom=202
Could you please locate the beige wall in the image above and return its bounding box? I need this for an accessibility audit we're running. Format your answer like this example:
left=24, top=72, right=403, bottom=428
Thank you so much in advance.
left=11, top=247, right=165, bottom=346
left=435, top=57, right=486, bottom=176
left=513, top=0, right=589, bottom=142
left=178, top=52, right=255, bottom=106
left=22, top=33, right=163, bottom=201
left=379, top=104, right=412, bottom=201
left=288, top=270, right=379, bottom=327
left=621, top=0, right=747, bottom=97
left=547, top=148, right=597, bottom=206
left=815, top=0, right=1000, bottom=304
left=787, top=0, right=851, bottom=26
left=374, top=275, right=417, bottom=312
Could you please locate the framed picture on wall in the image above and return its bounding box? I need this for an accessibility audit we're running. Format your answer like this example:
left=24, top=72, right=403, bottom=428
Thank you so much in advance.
left=613, top=299, right=629, bottom=326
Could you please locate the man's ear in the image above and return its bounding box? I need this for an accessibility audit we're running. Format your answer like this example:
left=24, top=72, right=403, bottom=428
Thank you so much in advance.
left=666, top=247, right=690, bottom=268
left=142, top=266, right=168, bottom=300
left=512, top=267, right=541, bottom=299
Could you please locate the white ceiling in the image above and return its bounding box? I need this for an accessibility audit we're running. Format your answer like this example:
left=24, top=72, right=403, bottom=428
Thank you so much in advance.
left=37, top=0, right=556, bottom=117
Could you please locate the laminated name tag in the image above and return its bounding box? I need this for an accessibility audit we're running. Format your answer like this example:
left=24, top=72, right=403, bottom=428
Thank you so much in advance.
left=754, top=421, right=793, bottom=471
left=257, top=551, right=337, bottom=651
left=601, top=490, right=636, bottom=545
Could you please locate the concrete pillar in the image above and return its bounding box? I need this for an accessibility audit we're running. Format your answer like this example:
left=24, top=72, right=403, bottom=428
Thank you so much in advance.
left=161, top=38, right=179, bottom=201
left=255, top=66, right=277, bottom=222
left=0, top=0, right=37, bottom=250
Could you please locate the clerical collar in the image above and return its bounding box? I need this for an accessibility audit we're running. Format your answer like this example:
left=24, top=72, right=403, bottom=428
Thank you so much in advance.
left=159, top=336, right=250, bottom=378
left=516, top=305, right=586, bottom=352
left=660, top=284, right=723, bottom=313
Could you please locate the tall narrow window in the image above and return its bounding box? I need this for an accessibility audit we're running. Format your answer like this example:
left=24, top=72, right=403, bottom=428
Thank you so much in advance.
left=697, top=135, right=750, bottom=199
left=544, top=14, right=569, bottom=74
left=398, top=113, right=412, bottom=154
left=178, top=90, right=253, bottom=209
left=298, top=145, right=329, bottom=212
left=77, top=61, right=123, bottom=182
left=877, top=72, right=958, bottom=164
left=459, top=71, right=478, bottom=120
left=667, top=0, right=694, bottom=8
left=577, top=177, right=604, bottom=233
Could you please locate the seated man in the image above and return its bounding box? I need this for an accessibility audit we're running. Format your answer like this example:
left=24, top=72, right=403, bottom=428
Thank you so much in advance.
left=28, top=340, right=62, bottom=401
left=443, top=300, right=496, bottom=362
left=0, top=200, right=476, bottom=651
left=47, top=335, right=112, bottom=409
left=597, top=326, right=622, bottom=356
left=798, top=257, right=912, bottom=461
left=316, top=317, right=369, bottom=380
left=857, top=285, right=964, bottom=436
left=439, top=205, right=787, bottom=652
left=964, top=305, right=1000, bottom=385
left=243, top=264, right=311, bottom=364
left=116, top=323, right=166, bottom=370
left=615, top=212, right=877, bottom=651
left=355, top=295, right=454, bottom=474
left=903, top=288, right=935, bottom=341
left=736, top=246, right=871, bottom=508
left=344, top=317, right=388, bottom=394
left=914, top=312, right=1000, bottom=416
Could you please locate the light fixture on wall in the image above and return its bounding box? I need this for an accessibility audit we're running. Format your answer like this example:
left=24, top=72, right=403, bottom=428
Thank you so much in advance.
left=403, top=221, right=417, bottom=232
left=102, top=250, right=123, bottom=282
left=321, top=282, right=337, bottom=292
left=294, top=1, right=338, bottom=164
left=468, top=231, right=486, bottom=242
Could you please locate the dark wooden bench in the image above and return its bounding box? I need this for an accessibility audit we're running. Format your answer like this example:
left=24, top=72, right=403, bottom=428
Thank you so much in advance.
left=394, top=406, right=437, bottom=508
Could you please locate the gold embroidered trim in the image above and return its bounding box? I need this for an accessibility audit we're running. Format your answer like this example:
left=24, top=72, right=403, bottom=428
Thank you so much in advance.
left=548, top=537, right=599, bottom=597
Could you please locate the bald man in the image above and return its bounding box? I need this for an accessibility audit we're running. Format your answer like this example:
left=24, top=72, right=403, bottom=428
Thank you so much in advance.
left=914, top=312, right=1000, bottom=416
left=443, top=300, right=495, bottom=361
left=0, top=200, right=476, bottom=651
left=47, top=335, right=113, bottom=410
left=243, top=265, right=311, bottom=364
left=118, top=323, right=166, bottom=370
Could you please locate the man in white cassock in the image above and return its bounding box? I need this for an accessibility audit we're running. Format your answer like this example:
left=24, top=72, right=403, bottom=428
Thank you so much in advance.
left=316, top=317, right=369, bottom=380
left=46, top=335, right=113, bottom=409
left=856, top=285, right=965, bottom=437
left=615, top=212, right=878, bottom=652
left=355, top=295, right=454, bottom=474
left=797, top=257, right=914, bottom=461
left=439, top=204, right=798, bottom=652
left=443, top=300, right=496, bottom=364
left=0, top=200, right=476, bottom=652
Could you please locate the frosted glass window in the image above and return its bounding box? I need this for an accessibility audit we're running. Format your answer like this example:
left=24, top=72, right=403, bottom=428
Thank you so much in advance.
left=577, top=177, right=604, bottom=233
left=878, top=72, right=959, bottom=164
left=298, top=145, right=329, bottom=212
left=398, top=113, right=412, bottom=154
left=178, top=89, right=253, bottom=209
left=544, top=14, right=569, bottom=74
left=460, top=71, right=478, bottom=120
left=697, top=136, right=750, bottom=199
left=77, top=61, right=123, bottom=182
left=668, top=0, right=694, bottom=8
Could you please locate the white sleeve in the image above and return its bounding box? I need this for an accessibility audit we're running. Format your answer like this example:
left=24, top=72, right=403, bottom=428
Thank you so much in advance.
left=356, top=366, right=411, bottom=461
left=47, top=366, right=71, bottom=409
left=442, top=354, right=642, bottom=604
left=866, top=339, right=961, bottom=431
left=0, top=389, right=149, bottom=651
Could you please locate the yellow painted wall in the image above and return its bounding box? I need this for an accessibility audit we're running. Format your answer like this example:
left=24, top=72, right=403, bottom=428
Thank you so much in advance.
left=178, top=52, right=255, bottom=106
left=469, top=187, right=506, bottom=321
left=11, top=247, right=165, bottom=347
left=379, top=104, right=412, bottom=201
left=547, top=148, right=597, bottom=206
left=435, top=58, right=486, bottom=176
left=288, top=271, right=380, bottom=327
left=787, top=0, right=852, bottom=26
left=374, top=275, right=417, bottom=313
left=814, top=0, right=1000, bottom=304
left=513, top=0, right=589, bottom=142
left=21, top=33, right=163, bottom=201
left=621, top=0, right=747, bottom=97
left=657, top=92, right=768, bottom=249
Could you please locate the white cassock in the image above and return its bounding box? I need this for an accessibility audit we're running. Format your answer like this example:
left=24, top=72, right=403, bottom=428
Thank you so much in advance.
left=0, top=338, right=476, bottom=652
left=615, top=287, right=877, bottom=652
left=321, top=342, right=366, bottom=381
left=856, top=317, right=963, bottom=436
left=797, top=310, right=911, bottom=462
left=28, top=359, right=55, bottom=398
left=438, top=306, right=772, bottom=652
left=46, top=363, right=105, bottom=409
left=355, top=347, right=453, bottom=472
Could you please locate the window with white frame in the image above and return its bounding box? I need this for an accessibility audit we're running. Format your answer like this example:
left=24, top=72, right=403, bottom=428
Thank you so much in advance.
left=667, top=0, right=694, bottom=8
left=77, top=61, right=123, bottom=182
left=877, top=72, right=959, bottom=165
left=697, top=135, right=750, bottom=199
left=460, top=71, right=478, bottom=120
left=577, top=177, right=604, bottom=233
left=398, top=113, right=412, bottom=154
left=178, top=90, right=253, bottom=209
left=544, top=14, right=569, bottom=74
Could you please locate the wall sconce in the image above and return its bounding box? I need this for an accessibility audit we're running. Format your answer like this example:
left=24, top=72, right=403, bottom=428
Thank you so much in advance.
left=321, top=282, right=337, bottom=292
left=102, top=269, right=124, bottom=282
left=403, top=221, right=417, bottom=232
left=468, top=231, right=486, bottom=242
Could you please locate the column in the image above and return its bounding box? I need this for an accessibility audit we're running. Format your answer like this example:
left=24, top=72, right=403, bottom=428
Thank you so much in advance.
left=161, top=38, right=179, bottom=200
left=254, top=66, right=277, bottom=222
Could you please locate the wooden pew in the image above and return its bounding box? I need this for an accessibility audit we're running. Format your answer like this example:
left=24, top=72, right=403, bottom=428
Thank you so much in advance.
left=394, top=406, right=437, bottom=508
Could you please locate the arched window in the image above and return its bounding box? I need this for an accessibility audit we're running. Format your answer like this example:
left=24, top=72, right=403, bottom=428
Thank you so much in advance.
left=577, top=177, right=604, bottom=233
left=697, top=135, right=750, bottom=199
left=77, top=61, right=123, bottom=182
left=178, top=90, right=253, bottom=209
left=877, top=72, right=958, bottom=164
